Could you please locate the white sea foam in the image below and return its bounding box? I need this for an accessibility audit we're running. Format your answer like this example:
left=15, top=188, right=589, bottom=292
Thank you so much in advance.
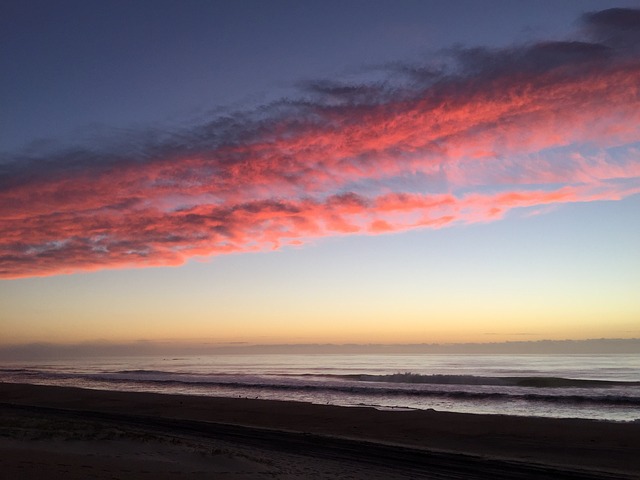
left=1, top=354, right=639, bottom=422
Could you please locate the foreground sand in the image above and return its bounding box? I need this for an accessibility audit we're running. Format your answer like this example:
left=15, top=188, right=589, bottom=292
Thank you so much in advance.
left=1, top=383, right=639, bottom=479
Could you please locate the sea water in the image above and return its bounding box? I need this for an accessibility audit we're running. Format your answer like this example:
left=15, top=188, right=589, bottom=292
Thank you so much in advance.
left=1, top=354, right=639, bottom=422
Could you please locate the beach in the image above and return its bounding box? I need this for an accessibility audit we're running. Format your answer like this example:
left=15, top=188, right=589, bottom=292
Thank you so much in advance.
left=1, top=383, right=638, bottom=479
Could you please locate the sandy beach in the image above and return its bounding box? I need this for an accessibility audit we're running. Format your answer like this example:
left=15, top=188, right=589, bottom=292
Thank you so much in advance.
left=1, top=382, right=638, bottom=479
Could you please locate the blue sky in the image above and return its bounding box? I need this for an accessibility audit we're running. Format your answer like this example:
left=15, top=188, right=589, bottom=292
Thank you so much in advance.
left=5, top=0, right=635, bottom=151
left=1, top=1, right=639, bottom=346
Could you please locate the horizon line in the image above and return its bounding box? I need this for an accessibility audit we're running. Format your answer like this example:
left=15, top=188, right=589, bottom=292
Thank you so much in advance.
left=1, top=337, right=639, bottom=359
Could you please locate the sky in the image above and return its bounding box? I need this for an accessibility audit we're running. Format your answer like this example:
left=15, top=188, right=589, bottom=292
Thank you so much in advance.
left=1, top=0, right=639, bottom=350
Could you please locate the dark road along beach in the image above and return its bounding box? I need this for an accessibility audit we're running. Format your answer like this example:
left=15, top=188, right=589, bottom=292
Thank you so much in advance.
left=1, top=383, right=639, bottom=479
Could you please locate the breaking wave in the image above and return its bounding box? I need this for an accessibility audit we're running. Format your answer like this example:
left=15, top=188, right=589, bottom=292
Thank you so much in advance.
left=2, top=368, right=639, bottom=408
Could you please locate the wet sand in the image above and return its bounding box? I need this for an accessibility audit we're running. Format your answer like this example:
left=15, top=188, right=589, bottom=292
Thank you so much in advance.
left=1, top=382, right=639, bottom=479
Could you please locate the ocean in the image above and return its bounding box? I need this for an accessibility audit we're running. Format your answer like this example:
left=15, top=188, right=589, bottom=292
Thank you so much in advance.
left=1, top=354, right=639, bottom=422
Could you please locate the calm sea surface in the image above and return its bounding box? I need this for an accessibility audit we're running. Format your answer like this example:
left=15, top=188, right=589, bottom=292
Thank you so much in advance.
left=2, top=354, right=639, bottom=422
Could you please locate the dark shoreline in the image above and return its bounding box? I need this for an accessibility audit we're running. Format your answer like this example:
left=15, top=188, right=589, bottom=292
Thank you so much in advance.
left=1, top=382, right=639, bottom=479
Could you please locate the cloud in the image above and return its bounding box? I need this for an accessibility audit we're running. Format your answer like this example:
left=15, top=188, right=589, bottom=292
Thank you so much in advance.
left=1, top=338, right=639, bottom=359
left=582, top=7, right=640, bottom=51
left=1, top=8, right=640, bottom=279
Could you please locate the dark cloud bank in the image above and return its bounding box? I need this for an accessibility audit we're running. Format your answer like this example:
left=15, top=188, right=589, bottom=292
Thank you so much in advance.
left=0, top=338, right=639, bottom=360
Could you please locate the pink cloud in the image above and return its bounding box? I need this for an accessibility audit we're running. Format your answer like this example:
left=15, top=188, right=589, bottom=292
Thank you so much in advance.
left=1, top=10, right=640, bottom=279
